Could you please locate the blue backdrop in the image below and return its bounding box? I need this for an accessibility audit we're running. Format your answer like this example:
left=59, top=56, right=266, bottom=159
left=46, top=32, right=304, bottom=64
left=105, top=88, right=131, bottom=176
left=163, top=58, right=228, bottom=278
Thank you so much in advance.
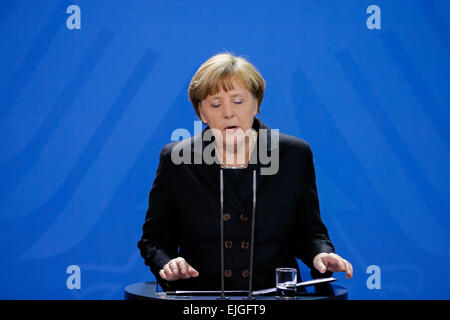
left=0, top=0, right=449, bottom=300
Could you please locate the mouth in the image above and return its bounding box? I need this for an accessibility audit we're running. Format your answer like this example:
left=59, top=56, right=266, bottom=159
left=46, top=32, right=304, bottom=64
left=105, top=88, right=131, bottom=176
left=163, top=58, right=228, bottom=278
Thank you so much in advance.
left=224, top=125, right=240, bottom=133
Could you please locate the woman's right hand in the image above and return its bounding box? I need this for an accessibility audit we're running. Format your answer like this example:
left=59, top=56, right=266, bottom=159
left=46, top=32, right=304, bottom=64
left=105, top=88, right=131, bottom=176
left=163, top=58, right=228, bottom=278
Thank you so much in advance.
left=159, top=257, right=199, bottom=281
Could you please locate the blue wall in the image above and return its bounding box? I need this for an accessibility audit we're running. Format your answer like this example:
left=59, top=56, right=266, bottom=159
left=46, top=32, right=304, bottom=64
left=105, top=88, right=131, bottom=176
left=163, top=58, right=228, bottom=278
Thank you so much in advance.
left=0, top=0, right=449, bottom=299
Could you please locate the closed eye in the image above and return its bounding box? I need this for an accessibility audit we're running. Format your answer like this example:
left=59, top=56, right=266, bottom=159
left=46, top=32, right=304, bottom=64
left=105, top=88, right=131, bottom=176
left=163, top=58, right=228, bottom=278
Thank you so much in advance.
left=234, top=99, right=243, bottom=104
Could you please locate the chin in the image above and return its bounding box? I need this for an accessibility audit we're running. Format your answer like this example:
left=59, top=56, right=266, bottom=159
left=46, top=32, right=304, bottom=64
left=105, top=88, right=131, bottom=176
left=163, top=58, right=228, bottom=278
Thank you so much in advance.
left=223, top=135, right=246, bottom=148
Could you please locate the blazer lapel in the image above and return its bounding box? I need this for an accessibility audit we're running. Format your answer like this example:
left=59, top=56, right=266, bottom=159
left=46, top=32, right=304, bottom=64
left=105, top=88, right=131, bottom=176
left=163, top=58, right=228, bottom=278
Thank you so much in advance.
left=190, top=132, right=221, bottom=197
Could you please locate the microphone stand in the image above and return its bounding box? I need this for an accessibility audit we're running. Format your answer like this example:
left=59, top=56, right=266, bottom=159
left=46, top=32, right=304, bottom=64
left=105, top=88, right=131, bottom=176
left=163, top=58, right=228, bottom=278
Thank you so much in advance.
left=246, top=170, right=257, bottom=300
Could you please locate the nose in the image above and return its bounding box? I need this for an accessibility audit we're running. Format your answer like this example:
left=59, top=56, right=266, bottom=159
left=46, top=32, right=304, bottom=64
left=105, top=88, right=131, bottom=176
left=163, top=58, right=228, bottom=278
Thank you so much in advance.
left=222, top=101, right=234, bottom=119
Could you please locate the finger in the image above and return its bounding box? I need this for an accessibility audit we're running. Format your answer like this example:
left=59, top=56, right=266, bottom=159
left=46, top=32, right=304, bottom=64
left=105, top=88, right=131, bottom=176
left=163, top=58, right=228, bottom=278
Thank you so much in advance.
left=170, top=260, right=179, bottom=274
left=163, top=264, right=175, bottom=280
left=344, top=260, right=353, bottom=279
left=177, top=259, right=188, bottom=276
left=159, top=269, right=166, bottom=280
left=178, top=261, right=191, bottom=279
left=314, top=256, right=327, bottom=273
left=326, top=254, right=346, bottom=272
left=187, top=264, right=199, bottom=277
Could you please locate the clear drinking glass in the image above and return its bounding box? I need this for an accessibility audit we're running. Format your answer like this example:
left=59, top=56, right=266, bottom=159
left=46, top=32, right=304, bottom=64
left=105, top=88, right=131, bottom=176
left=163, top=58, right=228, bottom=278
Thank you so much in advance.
left=275, top=268, right=297, bottom=299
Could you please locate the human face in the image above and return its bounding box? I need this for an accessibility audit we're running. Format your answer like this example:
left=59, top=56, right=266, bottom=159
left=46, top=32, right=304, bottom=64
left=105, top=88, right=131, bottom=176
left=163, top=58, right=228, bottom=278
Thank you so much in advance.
left=198, top=79, right=258, bottom=148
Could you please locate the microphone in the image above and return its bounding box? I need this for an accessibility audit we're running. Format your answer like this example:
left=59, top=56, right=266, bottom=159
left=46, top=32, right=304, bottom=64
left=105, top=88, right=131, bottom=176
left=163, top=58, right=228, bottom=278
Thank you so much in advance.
left=247, top=170, right=257, bottom=299
left=218, top=169, right=227, bottom=300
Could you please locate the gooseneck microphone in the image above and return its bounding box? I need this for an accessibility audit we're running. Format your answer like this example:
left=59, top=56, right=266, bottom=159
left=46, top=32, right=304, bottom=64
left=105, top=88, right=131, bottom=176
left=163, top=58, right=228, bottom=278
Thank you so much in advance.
left=218, top=169, right=226, bottom=300
left=247, top=170, right=257, bottom=299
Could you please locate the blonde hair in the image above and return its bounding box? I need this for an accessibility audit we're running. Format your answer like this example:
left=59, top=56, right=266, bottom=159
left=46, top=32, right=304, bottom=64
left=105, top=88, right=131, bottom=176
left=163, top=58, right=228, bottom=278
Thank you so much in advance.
left=188, top=52, right=265, bottom=119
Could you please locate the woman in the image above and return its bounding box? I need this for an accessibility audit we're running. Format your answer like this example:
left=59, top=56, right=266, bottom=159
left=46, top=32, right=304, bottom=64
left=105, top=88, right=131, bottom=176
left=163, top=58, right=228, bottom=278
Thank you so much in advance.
left=138, top=53, right=353, bottom=292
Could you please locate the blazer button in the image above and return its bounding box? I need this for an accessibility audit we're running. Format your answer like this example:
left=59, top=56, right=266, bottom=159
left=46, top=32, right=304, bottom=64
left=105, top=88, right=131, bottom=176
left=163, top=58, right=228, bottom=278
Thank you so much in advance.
left=240, top=214, right=248, bottom=222
left=241, top=269, right=249, bottom=278
left=241, top=241, right=249, bottom=250
left=224, top=269, right=232, bottom=278
left=223, top=213, right=231, bottom=221
left=225, top=240, right=233, bottom=249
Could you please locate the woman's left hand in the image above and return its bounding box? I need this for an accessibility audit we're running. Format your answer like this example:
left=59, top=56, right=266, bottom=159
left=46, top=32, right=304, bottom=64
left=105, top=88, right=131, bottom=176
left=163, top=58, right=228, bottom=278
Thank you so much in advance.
left=313, top=253, right=353, bottom=279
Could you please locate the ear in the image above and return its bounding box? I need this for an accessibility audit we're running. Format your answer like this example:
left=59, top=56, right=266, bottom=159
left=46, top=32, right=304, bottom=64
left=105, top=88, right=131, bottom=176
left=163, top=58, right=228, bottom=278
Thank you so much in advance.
left=198, top=103, right=208, bottom=124
left=252, top=99, right=258, bottom=116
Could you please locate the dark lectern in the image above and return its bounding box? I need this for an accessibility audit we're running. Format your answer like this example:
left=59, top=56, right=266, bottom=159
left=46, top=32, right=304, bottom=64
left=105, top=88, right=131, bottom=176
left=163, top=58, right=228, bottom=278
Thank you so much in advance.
left=124, top=281, right=348, bottom=300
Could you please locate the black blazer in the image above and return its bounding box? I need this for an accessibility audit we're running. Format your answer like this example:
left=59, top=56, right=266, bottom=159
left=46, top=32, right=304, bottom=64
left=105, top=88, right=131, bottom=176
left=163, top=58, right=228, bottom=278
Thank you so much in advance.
left=138, top=118, right=334, bottom=291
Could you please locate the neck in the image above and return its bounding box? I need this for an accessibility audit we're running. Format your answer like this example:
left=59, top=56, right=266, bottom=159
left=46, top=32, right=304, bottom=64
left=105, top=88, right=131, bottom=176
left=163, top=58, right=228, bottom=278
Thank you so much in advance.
left=215, top=132, right=257, bottom=167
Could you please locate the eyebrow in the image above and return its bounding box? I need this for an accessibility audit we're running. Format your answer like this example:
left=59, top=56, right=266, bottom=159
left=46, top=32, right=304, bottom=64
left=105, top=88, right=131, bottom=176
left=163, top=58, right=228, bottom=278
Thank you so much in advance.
left=209, top=92, right=244, bottom=100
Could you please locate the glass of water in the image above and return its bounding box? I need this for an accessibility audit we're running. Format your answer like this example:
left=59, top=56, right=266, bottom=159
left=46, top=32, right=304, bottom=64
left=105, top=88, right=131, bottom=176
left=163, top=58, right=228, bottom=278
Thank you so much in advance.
left=275, top=268, right=297, bottom=299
